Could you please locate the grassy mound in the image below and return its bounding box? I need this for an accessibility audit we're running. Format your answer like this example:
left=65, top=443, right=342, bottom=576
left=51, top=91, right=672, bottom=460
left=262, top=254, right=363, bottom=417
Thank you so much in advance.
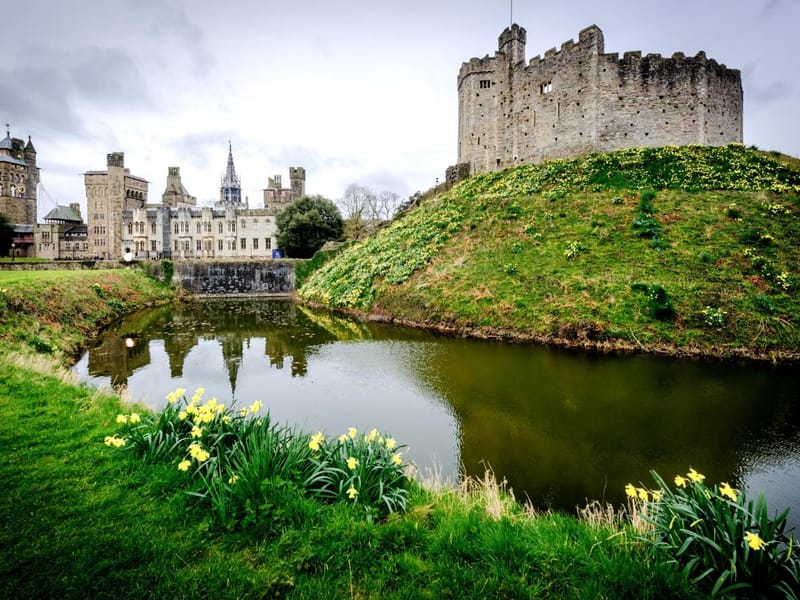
left=300, top=145, right=800, bottom=358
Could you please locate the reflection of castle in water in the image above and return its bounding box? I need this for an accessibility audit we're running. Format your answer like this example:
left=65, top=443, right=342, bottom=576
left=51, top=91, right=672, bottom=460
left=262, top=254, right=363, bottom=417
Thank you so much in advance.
left=85, top=300, right=357, bottom=390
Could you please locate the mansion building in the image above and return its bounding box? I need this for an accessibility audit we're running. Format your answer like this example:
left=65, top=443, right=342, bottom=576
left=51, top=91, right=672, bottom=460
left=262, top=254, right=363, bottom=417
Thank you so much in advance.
left=41, top=144, right=305, bottom=261
left=121, top=145, right=305, bottom=260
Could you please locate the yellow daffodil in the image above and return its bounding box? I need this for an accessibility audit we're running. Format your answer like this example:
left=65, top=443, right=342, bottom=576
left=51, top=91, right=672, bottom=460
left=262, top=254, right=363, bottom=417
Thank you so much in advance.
left=637, top=488, right=649, bottom=501
left=186, top=404, right=198, bottom=416
left=191, top=387, right=205, bottom=404
left=178, top=411, right=187, bottom=420
left=744, top=531, right=766, bottom=551
left=249, top=400, right=263, bottom=414
left=190, top=426, right=204, bottom=438
left=347, top=457, right=358, bottom=470
left=347, top=486, right=358, bottom=500
left=228, top=475, right=239, bottom=485
left=651, top=491, right=662, bottom=502
left=687, top=468, right=705, bottom=483
left=309, top=432, right=325, bottom=451
left=624, top=483, right=637, bottom=498
left=366, top=428, right=378, bottom=443
left=178, top=459, right=191, bottom=472
left=348, top=427, right=357, bottom=439
left=392, top=452, right=402, bottom=466
left=195, top=448, right=210, bottom=462
left=222, top=415, right=231, bottom=424
left=188, top=442, right=203, bottom=458
left=104, top=435, right=125, bottom=448
left=239, top=409, right=248, bottom=416
left=129, top=412, right=141, bottom=424
left=719, top=482, right=737, bottom=501
left=116, top=414, right=128, bottom=424
left=674, top=475, right=688, bottom=488
left=338, top=434, right=347, bottom=443
left=166, top=387, right=186, bottom=403
left=385, top=437, right=396, bottom=450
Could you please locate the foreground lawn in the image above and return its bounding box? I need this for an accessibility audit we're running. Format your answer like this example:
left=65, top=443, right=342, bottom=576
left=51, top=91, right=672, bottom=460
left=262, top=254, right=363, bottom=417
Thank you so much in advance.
left=0, top=357, right=699, bottom=599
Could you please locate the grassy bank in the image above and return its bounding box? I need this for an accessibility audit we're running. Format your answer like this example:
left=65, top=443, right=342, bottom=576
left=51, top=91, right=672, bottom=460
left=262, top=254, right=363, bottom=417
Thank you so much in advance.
left=0, top=270, right=707, bottom=598
left=0, top=268, right=173, bottom=359
left=300, top=145, right=800, bottom=361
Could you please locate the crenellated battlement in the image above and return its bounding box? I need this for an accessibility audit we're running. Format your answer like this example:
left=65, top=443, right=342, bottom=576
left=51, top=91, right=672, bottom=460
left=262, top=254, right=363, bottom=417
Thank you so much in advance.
left=456, top=23, right=743, bottom=175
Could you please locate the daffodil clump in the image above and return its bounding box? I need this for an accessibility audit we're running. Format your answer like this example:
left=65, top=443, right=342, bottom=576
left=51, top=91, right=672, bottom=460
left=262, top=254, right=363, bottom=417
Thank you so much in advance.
left=305, top=426, right=409, bottom=519
left=105, top=388, right=411, bottom=530
left=625, top=467, right=800, bottom=597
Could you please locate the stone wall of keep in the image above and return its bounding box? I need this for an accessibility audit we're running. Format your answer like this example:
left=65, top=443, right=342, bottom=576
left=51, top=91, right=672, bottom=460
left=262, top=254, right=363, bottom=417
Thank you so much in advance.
left=456, top=24, right=743, bottom=175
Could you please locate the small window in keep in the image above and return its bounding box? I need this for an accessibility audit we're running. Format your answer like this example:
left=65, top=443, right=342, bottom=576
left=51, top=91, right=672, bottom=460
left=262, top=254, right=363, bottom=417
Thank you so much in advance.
left=539, top=81, right=553, bottom=95
left=479, top=80, right=491, bottom=89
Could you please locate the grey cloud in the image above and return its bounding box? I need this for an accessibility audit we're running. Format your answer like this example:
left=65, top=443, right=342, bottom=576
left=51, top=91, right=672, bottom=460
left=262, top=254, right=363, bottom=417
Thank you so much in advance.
left=0, top=45, right=156, bottom=140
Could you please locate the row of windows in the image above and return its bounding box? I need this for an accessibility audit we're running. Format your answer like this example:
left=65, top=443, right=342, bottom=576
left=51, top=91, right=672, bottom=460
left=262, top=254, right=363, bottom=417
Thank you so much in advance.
left=92, top=226, right=107, bottom=235
left=171, top=238, right=273, bottom=252
left=1, top=173, right=24, bottom=183
left=0, top=183, right=25, bottom=197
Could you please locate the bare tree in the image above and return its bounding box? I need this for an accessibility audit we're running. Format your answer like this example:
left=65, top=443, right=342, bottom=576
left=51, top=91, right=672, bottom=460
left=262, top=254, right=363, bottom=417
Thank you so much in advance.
left=376, top=190, right=400, bottom=221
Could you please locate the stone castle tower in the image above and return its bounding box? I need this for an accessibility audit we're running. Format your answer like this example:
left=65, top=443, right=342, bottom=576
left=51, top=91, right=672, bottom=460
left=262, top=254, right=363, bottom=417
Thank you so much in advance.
left=456, top=24, right=743, bottom=175
left=0, top=127, right=38, bottom=225
left=162, top=166, right=197, bottom=208
left=84, top=152, right=148, bottom=259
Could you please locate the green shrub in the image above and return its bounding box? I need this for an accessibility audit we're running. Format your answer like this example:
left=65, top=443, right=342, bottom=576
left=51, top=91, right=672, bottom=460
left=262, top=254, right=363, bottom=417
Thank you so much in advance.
left=106, top=389, right=411, bottom=530
left=160, top=260, right=174, bottom=286
left=631, top=283, right=675, bottom=321
left=627, top=468, right=800, bottom=598
left=306, top=427, right=409, bottom=520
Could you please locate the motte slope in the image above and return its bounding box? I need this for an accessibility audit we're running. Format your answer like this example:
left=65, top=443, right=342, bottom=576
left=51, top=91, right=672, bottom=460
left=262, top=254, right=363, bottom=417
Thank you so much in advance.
left=300, top=145, right=800, bottom=360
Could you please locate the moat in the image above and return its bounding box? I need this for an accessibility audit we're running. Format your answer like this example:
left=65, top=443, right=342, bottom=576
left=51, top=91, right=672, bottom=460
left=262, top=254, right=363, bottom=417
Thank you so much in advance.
left=74, top=299, right=800, bottom=526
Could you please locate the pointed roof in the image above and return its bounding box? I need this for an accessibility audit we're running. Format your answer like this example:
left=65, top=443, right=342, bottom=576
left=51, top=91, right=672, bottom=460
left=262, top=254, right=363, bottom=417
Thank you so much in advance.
left=0, top=131, right=13, bottom=152
left=221, top=141, right=240, bottom=188
left=25, top=136, right=36, bottom=154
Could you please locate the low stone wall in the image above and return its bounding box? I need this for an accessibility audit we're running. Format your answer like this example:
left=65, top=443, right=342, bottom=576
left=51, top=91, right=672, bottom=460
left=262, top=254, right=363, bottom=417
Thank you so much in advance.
left=0, top=260, right=119, bottom=271
left=171, top=259, right=295, bottom=296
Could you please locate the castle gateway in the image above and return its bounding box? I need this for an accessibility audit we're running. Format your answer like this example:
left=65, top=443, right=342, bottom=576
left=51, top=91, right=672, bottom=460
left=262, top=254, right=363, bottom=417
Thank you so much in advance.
left=456, top=24, right=743, bottom=175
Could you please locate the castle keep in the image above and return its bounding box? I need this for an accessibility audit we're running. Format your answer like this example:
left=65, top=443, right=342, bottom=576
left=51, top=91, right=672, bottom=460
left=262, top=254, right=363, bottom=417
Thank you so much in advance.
left=456, top=24, right=743, bottom=175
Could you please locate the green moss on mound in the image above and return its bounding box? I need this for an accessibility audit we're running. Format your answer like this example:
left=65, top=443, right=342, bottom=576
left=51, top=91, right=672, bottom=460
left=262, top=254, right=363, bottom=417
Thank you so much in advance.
left=300, top=145, right=800, bottom=357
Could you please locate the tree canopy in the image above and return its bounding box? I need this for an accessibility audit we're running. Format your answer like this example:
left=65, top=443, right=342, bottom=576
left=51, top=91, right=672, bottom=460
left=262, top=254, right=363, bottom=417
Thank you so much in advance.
left=276, top=195, right=343, bottom=258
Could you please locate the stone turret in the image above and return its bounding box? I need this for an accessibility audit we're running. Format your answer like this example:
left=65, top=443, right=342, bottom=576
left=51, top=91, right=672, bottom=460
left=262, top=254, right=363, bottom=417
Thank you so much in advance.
left=219, top=142, right=242, bottom=205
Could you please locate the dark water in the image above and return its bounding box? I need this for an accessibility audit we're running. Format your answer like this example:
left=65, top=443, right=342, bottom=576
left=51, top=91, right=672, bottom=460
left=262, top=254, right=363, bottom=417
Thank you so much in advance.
left=74, top=299, right=800, bottom=527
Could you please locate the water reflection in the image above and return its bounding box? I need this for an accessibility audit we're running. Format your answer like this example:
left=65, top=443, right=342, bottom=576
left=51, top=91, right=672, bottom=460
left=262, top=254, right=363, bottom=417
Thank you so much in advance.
left=74, top=299, right=800, bottom=528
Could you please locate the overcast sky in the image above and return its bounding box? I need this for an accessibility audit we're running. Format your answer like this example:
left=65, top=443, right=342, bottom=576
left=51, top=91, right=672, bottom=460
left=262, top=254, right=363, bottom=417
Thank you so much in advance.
left=4, top=0, right=799, bottom=219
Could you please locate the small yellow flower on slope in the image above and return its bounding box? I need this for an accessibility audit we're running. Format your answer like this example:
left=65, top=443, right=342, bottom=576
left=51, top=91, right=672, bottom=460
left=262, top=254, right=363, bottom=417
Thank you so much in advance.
left=625, top=483, right=637, bottom=498
left=687, top=468, right=705, bottom=483
left=674, top=475, right=688, bottom=488
left=308, top=432, right=325, bottom=451
left=129, top=412, right=141, bottom=424
left=190, top=426, right=204, bottom=439
left=178, top=460, right=191, bottom=472
left=392, top=452, right=402, bottom=466
left=338, top=434, right=347, bottom=443
left=744, top=531, right=766, bottom=551
left=347, top=486, right=358, bottom=500
left=191, top=387, right=205, bottom=404
left=228, top=475, right=239, bottom=485
left=651, top=491, right=662, bottom=502
left=348, top=427, right=357, bottom=439
left=637, top=488, right=649, bottom=501
left=116, top=414, right=128, bottom=424
left=104, top=435, right=126, bottom=447
left=347, top=457, right=358, bottom=470
left=249, top=400, right=263, bottom=414
left=719, top=482, right=738, bottom=502
left=385, top=437, right=396, bottom=450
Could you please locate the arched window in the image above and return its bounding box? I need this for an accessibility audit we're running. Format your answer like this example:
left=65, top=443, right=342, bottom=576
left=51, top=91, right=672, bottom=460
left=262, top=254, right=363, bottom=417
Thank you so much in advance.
left=9, top=184, right=15, bottom=197
left=218, top=222, right=223, bottom=234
